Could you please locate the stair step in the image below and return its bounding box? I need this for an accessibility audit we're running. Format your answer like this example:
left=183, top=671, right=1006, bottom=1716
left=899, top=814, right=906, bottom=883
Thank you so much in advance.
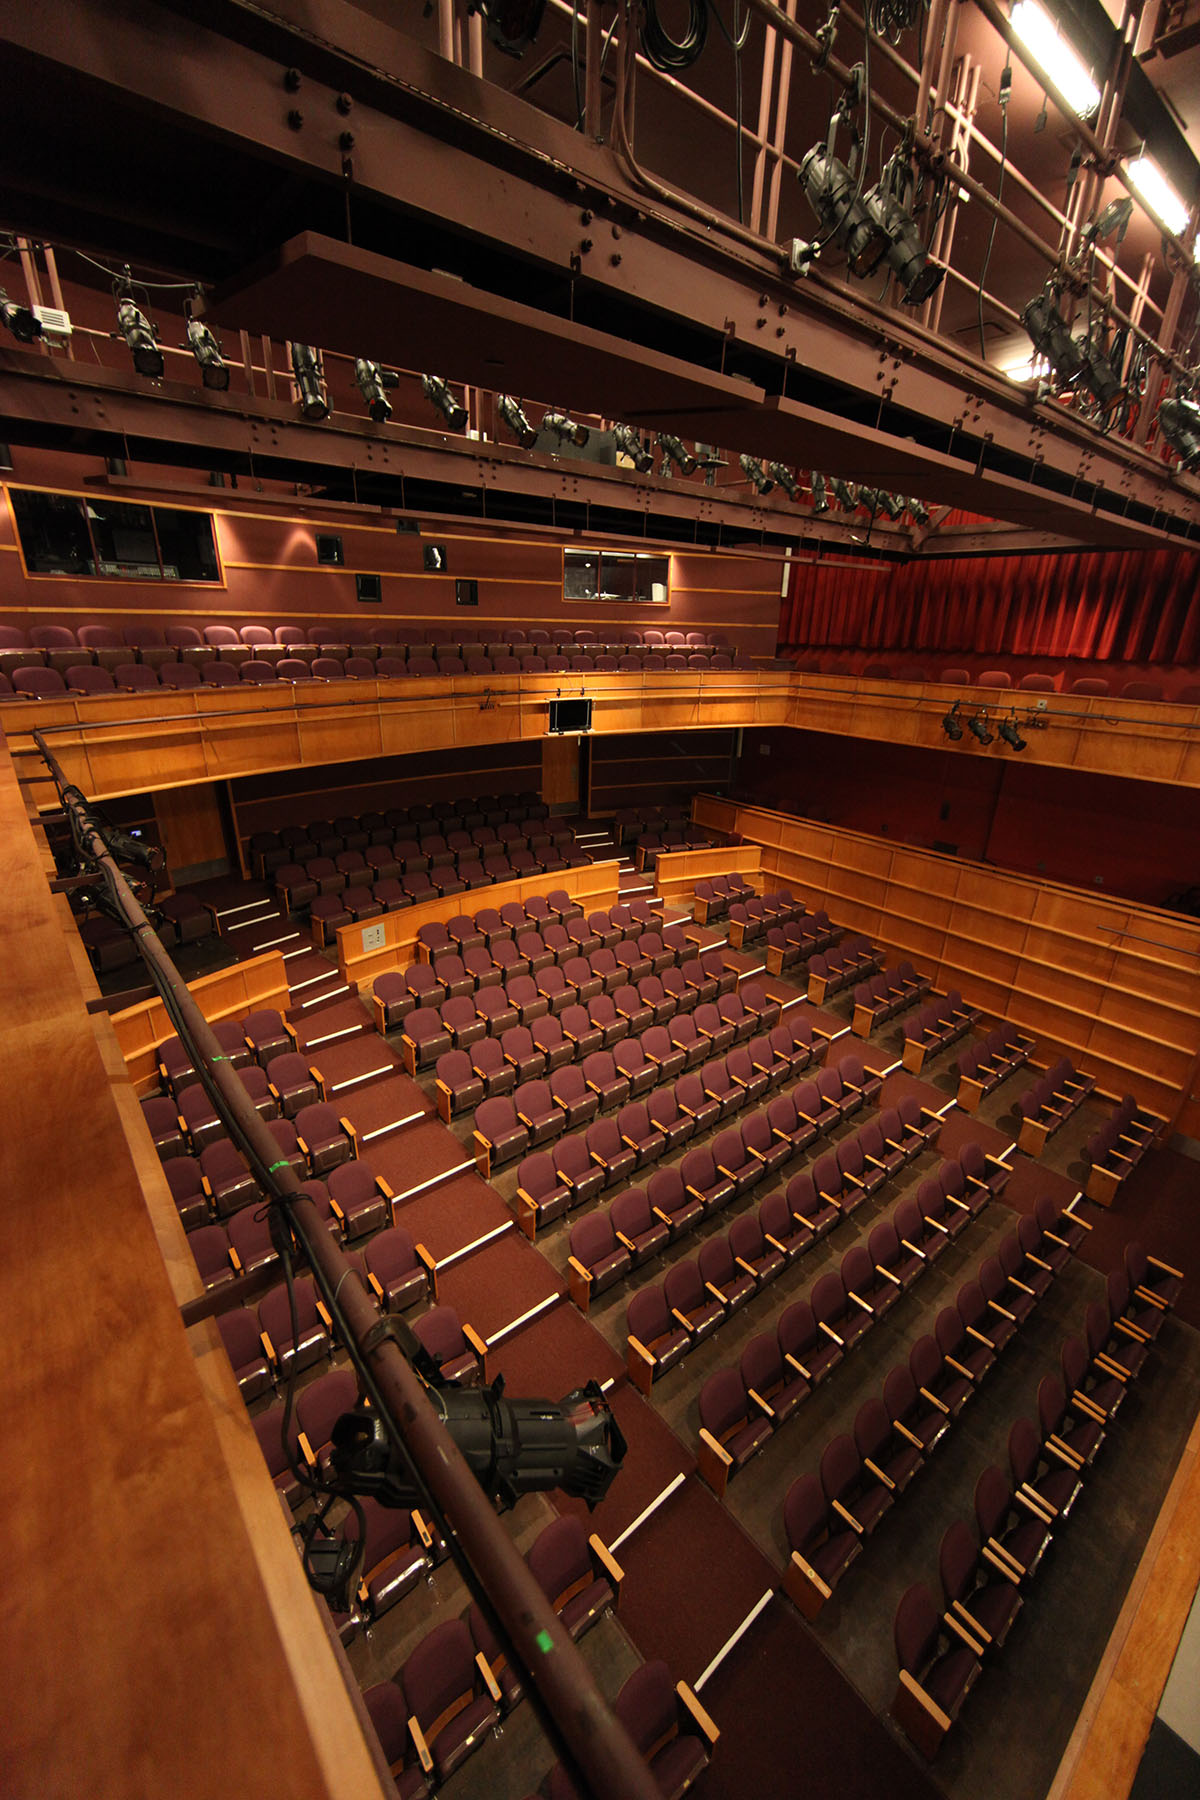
left=286, top=996, right=371, bottom=1050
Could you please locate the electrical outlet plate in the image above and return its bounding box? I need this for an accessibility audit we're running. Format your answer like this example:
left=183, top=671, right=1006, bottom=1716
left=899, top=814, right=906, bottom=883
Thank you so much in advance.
left=361, top=921, right=386, bottom=952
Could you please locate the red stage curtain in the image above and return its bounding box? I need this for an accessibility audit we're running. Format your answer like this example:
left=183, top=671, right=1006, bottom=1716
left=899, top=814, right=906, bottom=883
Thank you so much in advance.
left=781, top=539, right=1200, bottom=666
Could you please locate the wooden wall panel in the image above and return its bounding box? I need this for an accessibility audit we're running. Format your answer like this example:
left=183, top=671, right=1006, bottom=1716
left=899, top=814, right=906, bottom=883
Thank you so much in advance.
left=695, top=795, right=1200, bottom=1120
left=114, top=950, right=290, bottom=1093
left=337, top=861, right=621, bottom=991
left=154, top=783, right=228, bottom=877
left=541, top=735, right=580, bottom=809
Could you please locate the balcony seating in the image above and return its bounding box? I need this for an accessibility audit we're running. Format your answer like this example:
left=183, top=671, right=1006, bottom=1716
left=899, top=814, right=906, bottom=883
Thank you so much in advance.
left=1083, top=1093, right=1162, bottom=1203
left=955, top=1022, right=1035, bottom=1111
left=807, top=935, right=882, bottom=1004
left=852, top=961, right=932, bottom=1035
left=1015, top=1057, right=1096, bottom=1155
left=903, top=990, right=982, bottom=1073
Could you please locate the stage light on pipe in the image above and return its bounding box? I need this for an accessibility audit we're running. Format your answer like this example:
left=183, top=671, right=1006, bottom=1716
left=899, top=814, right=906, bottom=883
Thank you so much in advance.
left=290, top=343, right=329, bottom=419
left=658, top=433, right=698, bottom=476
left=422, top=373, right=469, bottom=431
left=497, top=395, right=539, bottom=448
left=809, top=472, right=830, bottom=513
left=800, top=146, right=889, bottom=277
left=355, top=358, right=399, bottom=422
left=942, top=701, right=963, bottom=741
left=612, top=423, right=655, bottom=473
left=739, top=453, right=775, bottom=495
left=968, top=709, right=994, bottom=745
left=0, top=292, right=42, bottom=342
left=117, top=297, right=164, bottom=378
left=1158, top=394, right=1200, bottom=469
left=542, top=410, right=590, bottom=447
left=187, top=317, right=230, bottom=391
left=862, top=186, right=944, bottom=304
left=768, top=463, right=800, bottom=500
left=999, top=710, right=1027, bottom=751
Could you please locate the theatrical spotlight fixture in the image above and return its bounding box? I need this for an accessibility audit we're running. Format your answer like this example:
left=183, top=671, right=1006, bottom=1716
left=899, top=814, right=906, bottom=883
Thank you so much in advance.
left=354, top=358, right=398, bottom=422
left=1157, top=395, right=1200, bottom=470
left=484, top=0, right=547, bottom=57
left=878, top=492, right=908, bottom=521
left=421, top=373, right=469, bottom=431
left=542, top=410, right=590, bottom=447
left=968, top=709, right=994, bottom=746
left=1021, top=291, right=1087, bottom=391
left=829, top=476, right=860, bottom=511
left=862, top=182, right=944, bottom=305
left=290, top=343, right=329, bottom=420
left=612, top=422, right=655, bottom=473
left=186, top=317, right=229, bottom=391
left=906, top=496, right=931, bottom=526
left=809, top=471, right=830, bottom=513
left=999, top=710, right=1027, bottom=751
left=116, top=297, right=163, bottom=378
left=658, top=432, right=698, bottom=477
left=740, top=454, right=775, bottom=495
left=768, top=463, right=800, bottom=501
left=497, top=395, right=538, bottom=448
left=0, top=291, right=41, bottom=342
left=799, top=146, right=889, bottom=277
left=942, top=701, right=963, bottom=741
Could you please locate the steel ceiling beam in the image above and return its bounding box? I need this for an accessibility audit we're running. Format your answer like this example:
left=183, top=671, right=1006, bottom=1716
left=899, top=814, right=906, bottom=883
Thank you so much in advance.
left=1, top=0, right=1200, bottom=550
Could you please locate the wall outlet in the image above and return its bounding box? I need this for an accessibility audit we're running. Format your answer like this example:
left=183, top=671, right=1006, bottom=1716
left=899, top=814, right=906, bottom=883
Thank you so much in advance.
left=362, top=921, right=386, bottom=951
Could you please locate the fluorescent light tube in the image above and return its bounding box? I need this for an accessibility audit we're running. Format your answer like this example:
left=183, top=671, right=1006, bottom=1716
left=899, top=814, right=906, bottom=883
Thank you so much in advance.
left=1011, top=1, right=1100, bottom=119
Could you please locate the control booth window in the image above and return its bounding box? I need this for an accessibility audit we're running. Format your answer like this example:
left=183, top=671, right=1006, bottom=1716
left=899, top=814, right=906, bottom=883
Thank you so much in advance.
left=8, top=488, right=222, bottom=582
left=564, top=548, right=669, bottom=605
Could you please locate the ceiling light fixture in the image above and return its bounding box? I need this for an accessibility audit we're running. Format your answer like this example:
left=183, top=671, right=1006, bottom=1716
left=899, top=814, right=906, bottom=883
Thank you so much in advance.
left=1158, top=394, right=1200, bottom=469
left=0, top=292, right=42, bottom=343
left=1010, top=0, right=1100, bottom=119
left=999, top=710, right=1027, bottom=751
left=421, top=373, right=469, bottom=431
left=354, top=358, right=398, bottom=421
left=117, top=296, right=163, bottom=378
left=290, top=343, right=329, bottom=420
left=497, top=395, right=539, bottom=448
left=799, top=146, right=889, bottom=278
left=658, top=433, right=698, bottom=476
left=942, top=700, right=963, bottom=740
left=740, top=453, right=775, bottom=494
left=186, top=317, right=229, bottom=391
left=542, top=410, right=590, bottom=447
left=968, top=708, right=994, bottom=745
left=612, top=423, right=655, bottom=472
left=1125, top=155, right=1190, bottom=239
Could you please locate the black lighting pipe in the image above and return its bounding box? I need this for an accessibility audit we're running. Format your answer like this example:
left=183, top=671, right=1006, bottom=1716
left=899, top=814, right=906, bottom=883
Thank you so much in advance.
left=30, top=730, right=659, bottom=1800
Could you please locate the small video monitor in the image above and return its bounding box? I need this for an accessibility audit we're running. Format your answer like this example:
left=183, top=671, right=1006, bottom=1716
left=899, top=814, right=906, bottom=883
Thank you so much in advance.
left=548, top=698, right=592, bottom=734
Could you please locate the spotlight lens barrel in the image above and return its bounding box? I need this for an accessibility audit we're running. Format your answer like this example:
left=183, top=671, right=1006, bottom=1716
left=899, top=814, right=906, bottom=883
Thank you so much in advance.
left=1159, top=397, right=1200, bottom=470
left=1, top=299, right=42, bottom=343
left=290, top=343, right=329, bottom=420
left=422, top=374, right=469, bottom=432
left=801, top=147, right=889, bottom=277
left=117, top=299, right=164, bottom=379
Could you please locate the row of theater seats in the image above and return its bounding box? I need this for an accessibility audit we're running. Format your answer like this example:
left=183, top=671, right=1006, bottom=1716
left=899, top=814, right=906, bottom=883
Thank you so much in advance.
left=717, top=889, right=810, bottom=949
left=1015, top=1058, right=1096, bottom=1153
left=955, top=1024, right=1035, bottom=1111
left=475, top=1013, right=827, bottom=1195
left=280, top=848, right=591, bottom=943
left=254, top=793, right=553, bottom=878
left=797, top=659, right=1200, bottom=703
left=612, top=805, right=699, bottom=846
left=508, top=1027, right=830, bottom=1232
left=903, top=990, right=982, bottom=1072
left=807, top=937, right=884, bottom=1004
left=1083, top=1095, right=1162, bottom=1203
left=891, top=1245, right=1183, bottom=1758
left=691, top=874, right=754, bottom=923
left=76, top=886, right=214, bottom=974
left=630, top=826, right=727, bottom=870
left=852, top=963, right=933, bottom=1035
left=784, top=1192, right=1086, bottom=1624
left=763, top=913, right=843, bottom=973
left=621, top=1093, right=938, bottom=1393
left=696, top=1143, right=1021, bottom=1497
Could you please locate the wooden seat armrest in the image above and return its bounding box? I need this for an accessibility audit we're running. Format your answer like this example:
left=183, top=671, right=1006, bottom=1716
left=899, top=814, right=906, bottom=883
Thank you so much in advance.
left=671, top=1307, right=694, bottom=1333
left=789, top=1548, right=833, bottom=1606
left=785, top=1350, right=814, bottom=1380
left=1147, top=1252, right=1185, bottom=1279
left=295, top=1135, right=311, bottom=1158
left=651, top=1206, right=674, bottom=1229
left=944, top=1609, right=986, bottom=1655
left=589, top=1533, right=625, bottom=1594
left=984, top=1538, right=1025, bottom=1580
left=259, top=1329, right=277, bottom=1366
left=678, top=1101, right=698, bottom=1119
left=925, top=1215, right=950, bottom=1235
left=863, top=1455, right=895, bottom=1490
left=1016, top=1484, right=1056, bottom=1523
left=463, top=1323, right=489, bottom=1371
left=919, top=1107, right=941, bottom=1126
left=843, top=1172, right=865, bottom=1191
left=328, top=1197, right=347, bottom=1225
left=367, top=1271, right=384, bottom=1302
left=965, top=1176, right=988, bottom=1193
left=949, top=1601, right=992, bottom=1649
left=1026, top=1251, right=1053, bottom=1272
left=1093, top=1350, right=1129, bottom=1382
left=747, top=1386, right=775, bottom=1420
left=945, top=1354, right=974, bottom=1381
left=810, top=1025, right=836, bottom=1042
left=676, top=1681, right=720, bottom=1747
left=865, top=1154, right=887, bottom=1171
left=516, top=1110, right=535, bottom=1129
left=375, top=1177, right=395, bottom=1203
left=986, top=1154, right=1012, bottom=1173
left=919, top=1385, right=951, bottom=1414
left=988, top=1299, right=1018, bottom=1322
left=1009, top=1276, right=1036, bottom=1296
left=705, top=1280, right=729, bottom=1306
left=567, top=1256, right=593, bottom=1286
left=1065, top=1204, right=1093, bottom=1230
left=764, top=1232, right=789, bottom=1256
left=893, top=1419, right=925, bottom=1450
left=735, top=1255, right=759, bottom=1280
left=408, top=1716, right=434, bottom=1776
left=897, top=1668, right=953, bottom=1737
left=686, top=1184, right=707, bottom=1204
left=698, top=1426, right=733, bottom=1467
left=267, top=1083, right=282, bottom=1104
left=746, top=1144, right=767, bottom=1163
left=966, top=1325, right=997, bottom=1350
left=296, top=1430, right=317, bottom=1471
left=797, top=1110, right=819, bottom=1128
left=885, top=1136, right=905, bottom=1153
left=411, top=1510, right=434, bottom=1549
left=818, top=1320, right=845, bottom=1347
left=615, top=1229, right=637, bottom=1253
left=316, top=1300, right=333, bottom=1332
left=849, top=1292, right=875, bottom=1314
left=946, top=1194, right=972, bottom=1211
left=1114, top=1315, right=1150, bottom=1343
left=901, top=1237, right=927, bottom=1261
left=1046, top=1434, right=1085, bottom=1469
left=1071, top=1389, right=1108, bottom=1423
left=831, top=1497, right=864, bottom=1535
left=1135, top=1285, right=1169, bottom=1310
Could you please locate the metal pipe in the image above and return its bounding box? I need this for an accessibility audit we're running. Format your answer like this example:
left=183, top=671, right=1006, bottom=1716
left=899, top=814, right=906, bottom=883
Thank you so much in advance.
left=467, top=1, right=484, bottom=78
left=749, top=0, right=781, bottom=234
left=585, top=0, right=604, bottom=139
left=30, top=735, right=663, bottom=1800
left=41, top=243, right=74, bottom=360
left=438, top=0, right=456, bottom=64
left=764, top=0, right=799, bottom=242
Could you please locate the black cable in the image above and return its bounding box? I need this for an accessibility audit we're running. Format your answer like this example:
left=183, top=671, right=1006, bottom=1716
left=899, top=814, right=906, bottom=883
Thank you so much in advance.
left=639, top=0, right=708, bottom=72
left=977, top=62, right=1010, bottom=362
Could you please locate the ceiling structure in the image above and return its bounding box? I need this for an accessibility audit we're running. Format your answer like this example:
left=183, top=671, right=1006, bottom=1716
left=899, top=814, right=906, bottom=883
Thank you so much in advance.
left=3, top=0, right=1200, bottom=558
